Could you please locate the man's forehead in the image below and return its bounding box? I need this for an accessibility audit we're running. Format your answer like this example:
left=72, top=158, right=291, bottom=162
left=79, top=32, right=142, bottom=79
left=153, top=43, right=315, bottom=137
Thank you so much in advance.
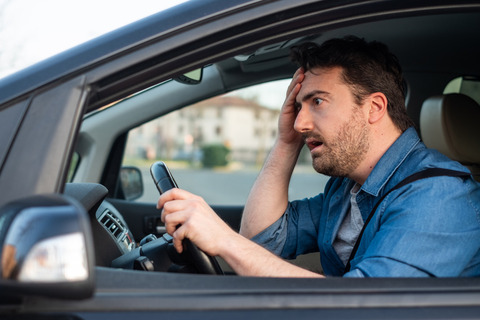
left=297, top=67, right=342, bottom=96
left=303, top=66, right=342, bottom=80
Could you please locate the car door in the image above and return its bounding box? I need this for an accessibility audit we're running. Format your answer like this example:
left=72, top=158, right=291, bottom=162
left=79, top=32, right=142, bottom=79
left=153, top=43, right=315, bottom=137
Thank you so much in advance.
left=0, top=77, right=87, bottom=207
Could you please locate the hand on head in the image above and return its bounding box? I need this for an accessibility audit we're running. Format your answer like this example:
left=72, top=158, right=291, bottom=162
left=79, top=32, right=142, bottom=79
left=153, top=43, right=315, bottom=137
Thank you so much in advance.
left=277, top=68, right=305, bottom=147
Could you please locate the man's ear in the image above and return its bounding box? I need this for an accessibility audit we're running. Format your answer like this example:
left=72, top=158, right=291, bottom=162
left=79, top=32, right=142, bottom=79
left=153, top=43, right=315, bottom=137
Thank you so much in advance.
left=368, top=92, right=388, bottom=124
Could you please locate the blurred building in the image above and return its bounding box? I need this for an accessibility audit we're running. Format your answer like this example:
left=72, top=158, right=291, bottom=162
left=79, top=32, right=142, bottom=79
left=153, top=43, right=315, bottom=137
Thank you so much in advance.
left=125, top=95, right=280, bottom=165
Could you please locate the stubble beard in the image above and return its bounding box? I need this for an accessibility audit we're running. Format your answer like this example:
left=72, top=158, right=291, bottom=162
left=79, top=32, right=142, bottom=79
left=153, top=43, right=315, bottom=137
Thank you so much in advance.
left=310, top=110, right=370, bottom=177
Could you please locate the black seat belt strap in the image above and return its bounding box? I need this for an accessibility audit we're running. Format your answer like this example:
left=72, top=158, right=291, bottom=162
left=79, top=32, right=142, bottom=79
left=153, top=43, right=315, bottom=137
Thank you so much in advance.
left=344, top=168, right=471, bottom=274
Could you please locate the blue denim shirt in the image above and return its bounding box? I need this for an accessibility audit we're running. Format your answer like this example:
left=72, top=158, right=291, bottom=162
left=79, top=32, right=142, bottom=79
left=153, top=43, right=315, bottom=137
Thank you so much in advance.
left=252, top=128, right=480, bottom=277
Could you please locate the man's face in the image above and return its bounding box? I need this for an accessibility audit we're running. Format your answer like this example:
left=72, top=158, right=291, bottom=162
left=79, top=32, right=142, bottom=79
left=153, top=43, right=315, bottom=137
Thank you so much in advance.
left=294, top=67, right=370, bottom=177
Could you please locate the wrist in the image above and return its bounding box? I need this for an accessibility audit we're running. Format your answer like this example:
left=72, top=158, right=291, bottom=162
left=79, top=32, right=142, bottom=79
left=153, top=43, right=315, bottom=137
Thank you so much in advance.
left=272, top=138, right=304, bottom=158
left=216, top=231, right=246, bottom=258
left=266, top=139, right=304, bottom=172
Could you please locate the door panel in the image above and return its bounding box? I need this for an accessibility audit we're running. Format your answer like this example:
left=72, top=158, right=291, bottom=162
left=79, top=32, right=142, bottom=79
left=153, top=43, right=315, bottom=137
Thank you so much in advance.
left=0, top=76, right=87, bottom=207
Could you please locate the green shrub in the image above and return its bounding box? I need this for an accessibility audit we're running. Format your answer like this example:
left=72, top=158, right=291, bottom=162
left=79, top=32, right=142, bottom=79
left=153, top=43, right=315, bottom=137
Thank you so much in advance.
left=201, top=144, right=230, bottom=168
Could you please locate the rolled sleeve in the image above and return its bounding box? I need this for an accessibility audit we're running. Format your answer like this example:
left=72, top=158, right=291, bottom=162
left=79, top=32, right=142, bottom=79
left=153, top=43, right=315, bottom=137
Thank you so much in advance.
left=250, top=196, right=323, bottom=259
left=251, top=212, right=289, bottom=256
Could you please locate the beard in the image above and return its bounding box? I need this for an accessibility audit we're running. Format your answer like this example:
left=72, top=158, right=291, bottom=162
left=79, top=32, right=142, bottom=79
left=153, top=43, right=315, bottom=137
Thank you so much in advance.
left=306, top=110, right=370, bottom=177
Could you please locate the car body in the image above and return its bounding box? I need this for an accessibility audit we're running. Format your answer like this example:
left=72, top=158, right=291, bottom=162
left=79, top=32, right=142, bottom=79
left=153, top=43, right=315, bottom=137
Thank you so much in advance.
left=1, top=0, right=480, bottom=318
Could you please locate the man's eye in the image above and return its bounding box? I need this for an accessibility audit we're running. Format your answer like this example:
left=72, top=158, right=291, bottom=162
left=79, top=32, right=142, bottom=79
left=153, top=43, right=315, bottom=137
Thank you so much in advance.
left=314, top=98, right=324, bottom=105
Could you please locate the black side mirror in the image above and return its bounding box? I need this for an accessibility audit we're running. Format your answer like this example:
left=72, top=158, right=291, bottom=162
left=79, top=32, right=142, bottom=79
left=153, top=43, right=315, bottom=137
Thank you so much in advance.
left=119, top=166, right=144, bottom=201
left=0, top=194, right=95, bottom=299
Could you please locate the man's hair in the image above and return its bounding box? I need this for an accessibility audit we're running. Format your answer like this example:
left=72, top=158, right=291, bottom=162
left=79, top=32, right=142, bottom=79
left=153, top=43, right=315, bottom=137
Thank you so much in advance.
left=290, top=36, right=415, bottom=132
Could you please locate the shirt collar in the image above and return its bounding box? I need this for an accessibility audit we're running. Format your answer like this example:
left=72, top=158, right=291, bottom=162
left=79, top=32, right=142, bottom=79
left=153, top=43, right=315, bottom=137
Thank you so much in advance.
left=361, top=127, right=421, bottom=196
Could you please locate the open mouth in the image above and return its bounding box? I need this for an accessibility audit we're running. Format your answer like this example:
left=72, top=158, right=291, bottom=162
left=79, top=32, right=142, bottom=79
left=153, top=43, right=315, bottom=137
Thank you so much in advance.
left=305, top=138, right=323, bottom=151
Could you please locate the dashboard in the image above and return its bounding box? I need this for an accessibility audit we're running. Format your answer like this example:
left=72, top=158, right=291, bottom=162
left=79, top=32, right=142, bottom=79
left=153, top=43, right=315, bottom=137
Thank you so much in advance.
left=63, top=182, right=218, bottom=274
left=64, top=183, right=137, bottom=266
left=96, top=201, right=136, bottom=254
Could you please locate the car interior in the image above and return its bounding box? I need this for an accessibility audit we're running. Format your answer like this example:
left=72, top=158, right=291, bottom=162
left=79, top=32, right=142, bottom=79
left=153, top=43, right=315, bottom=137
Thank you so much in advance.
left=68, top=9, right=480, bottom=276
left=420, top=93, right=480, bottom=180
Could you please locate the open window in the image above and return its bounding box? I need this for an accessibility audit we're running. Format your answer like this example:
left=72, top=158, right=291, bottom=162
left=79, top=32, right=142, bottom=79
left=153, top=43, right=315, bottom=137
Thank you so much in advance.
left=119, top=80, right=326, bottom=206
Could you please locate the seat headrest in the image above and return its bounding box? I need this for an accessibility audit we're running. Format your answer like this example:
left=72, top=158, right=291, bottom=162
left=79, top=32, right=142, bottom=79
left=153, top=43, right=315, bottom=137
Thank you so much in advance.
left=420, top=93, right=480, bottom=164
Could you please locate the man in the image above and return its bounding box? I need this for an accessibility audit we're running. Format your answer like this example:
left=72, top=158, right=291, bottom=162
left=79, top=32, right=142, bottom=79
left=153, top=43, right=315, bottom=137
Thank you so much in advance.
left=158, top=36, right=480, bottom=277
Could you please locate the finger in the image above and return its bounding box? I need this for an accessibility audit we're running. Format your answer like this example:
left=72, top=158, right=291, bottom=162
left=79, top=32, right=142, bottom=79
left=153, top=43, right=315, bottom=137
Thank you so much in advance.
left=157, top=188, right=197, bottom=209
left=286, top=68, right=305, bottom=97
left=282, top=83, right=302, bottom=114
left=161, top=197, right=186, bottom=218
left=284, top=80, right=303, bottom=111
left=288, top=82, right=302, bottom=101
left=172, top=226, right=187, bottom=253
left=156, top=188, right=176, bottom=209
left=290, top=67, right=304, bottom=84
left=162, top=210, right=182, bottom=235
left=161, top=201, right=190, bottom=233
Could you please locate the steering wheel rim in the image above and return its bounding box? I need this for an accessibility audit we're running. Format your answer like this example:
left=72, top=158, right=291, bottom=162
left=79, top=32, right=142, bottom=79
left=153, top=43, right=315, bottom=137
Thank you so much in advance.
left=164, top=234, right=223, bottom=275
left=183, top=239, right=224, bottom=275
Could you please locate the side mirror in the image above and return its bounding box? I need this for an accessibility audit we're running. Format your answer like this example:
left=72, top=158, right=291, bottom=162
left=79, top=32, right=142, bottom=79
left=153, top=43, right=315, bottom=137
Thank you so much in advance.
left=119, top=166, right=144, bottom=201
left=0, top=194, right=95, bottom=299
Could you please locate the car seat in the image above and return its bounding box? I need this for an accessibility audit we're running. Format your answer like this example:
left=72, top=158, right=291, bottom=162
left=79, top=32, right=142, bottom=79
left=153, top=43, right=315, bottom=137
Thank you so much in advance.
left=420, top=93, right=480, bottom=181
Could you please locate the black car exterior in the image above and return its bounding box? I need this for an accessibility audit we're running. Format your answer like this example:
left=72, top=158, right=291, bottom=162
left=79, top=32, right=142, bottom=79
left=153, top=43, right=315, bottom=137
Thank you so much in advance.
left=1, top=0, right=480, bottom=319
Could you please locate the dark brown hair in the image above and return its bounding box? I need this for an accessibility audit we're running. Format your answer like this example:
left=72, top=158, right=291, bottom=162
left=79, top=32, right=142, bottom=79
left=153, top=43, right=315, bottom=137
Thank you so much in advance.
left=291, top=36, right=415, bottom=131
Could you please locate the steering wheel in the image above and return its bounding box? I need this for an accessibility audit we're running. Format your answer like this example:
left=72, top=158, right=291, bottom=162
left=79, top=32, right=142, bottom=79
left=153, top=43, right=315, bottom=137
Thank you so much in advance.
left=150, top=161, right=223, bottom=275
left=173, top=237, right=223, bottom=274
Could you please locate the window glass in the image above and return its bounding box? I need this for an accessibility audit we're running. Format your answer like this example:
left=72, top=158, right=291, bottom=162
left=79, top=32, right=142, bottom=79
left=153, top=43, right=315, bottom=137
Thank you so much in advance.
left=122, top=80, right=328, bottom=205
left=67, top=152, right=80, bottom=182
left=444, top=76, right=480, bottom=105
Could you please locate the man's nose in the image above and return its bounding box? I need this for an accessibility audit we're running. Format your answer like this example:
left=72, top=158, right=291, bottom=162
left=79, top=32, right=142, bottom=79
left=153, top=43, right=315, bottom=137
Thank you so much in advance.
left=293, top=105, right=314, bottom=133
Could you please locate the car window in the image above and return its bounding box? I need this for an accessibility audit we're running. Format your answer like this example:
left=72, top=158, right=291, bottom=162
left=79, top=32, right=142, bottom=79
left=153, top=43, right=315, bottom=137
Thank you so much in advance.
left=67, top=152, right=80, bottom=182
left=444, top=76, right=480, bottom=104
left=121, top=80, right=328, bottom=205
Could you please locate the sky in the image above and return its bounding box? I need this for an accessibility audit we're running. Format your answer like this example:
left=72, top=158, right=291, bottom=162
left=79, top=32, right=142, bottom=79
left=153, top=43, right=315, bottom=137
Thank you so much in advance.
left=0, top=0, right=289, bottom=109
left=0, top=0, right=188, bottom=79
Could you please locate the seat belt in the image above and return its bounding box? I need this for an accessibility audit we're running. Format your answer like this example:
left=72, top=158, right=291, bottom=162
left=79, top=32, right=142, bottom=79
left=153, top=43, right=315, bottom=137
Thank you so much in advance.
left=344, top=168, right=471, bottom=274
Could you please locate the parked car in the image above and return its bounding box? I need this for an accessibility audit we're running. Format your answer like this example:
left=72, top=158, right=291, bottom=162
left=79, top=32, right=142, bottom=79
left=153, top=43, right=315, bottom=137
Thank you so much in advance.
left=1, top=0, right=480, bottom=318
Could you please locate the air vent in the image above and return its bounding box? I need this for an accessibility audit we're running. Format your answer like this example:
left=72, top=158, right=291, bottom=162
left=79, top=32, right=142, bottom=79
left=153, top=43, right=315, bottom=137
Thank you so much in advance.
left=99, top=209, right=125, bottom=239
